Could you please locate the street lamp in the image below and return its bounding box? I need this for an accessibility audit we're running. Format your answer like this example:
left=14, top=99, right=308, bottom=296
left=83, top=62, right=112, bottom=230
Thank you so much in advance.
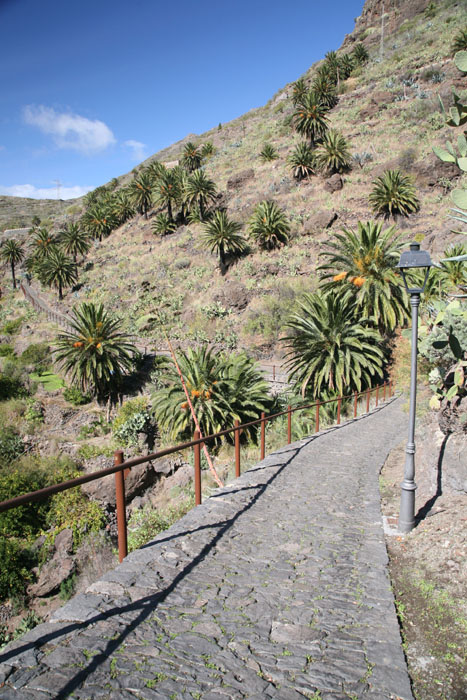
left=397, top=242, right=433, bottom=533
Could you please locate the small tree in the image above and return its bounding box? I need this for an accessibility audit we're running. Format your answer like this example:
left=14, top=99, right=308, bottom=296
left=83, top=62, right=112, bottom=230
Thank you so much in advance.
left=293, top=91, right=329, bottom=146
left=201, top=210, right=247, bottom=271
left=248, top=201, right=290, bottom=250
left=58, top=223, right=91, bottom=263
left=39, top=248, right=78, bottom=300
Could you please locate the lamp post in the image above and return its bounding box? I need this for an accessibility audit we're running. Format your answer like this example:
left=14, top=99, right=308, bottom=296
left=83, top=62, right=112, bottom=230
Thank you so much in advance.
left=397, top=242, right=433, bottom=533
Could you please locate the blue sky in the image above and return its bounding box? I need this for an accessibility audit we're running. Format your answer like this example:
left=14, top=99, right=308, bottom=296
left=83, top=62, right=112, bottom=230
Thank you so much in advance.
left=0, top=0, right=365, bottom=200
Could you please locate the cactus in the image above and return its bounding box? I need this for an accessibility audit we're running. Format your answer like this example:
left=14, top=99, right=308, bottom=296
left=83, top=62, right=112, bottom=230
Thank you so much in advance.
left=438, top=90, right=467, bottom=127
left=451, top=188, right=467, bottom=210
left=454, top=50, right=467, bottom=73
left=433, top=135, right=467, bottom=172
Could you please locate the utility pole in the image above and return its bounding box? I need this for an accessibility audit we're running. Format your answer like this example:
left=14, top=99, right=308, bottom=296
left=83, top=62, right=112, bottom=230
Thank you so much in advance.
left=53, top=179, right=62, bottom=200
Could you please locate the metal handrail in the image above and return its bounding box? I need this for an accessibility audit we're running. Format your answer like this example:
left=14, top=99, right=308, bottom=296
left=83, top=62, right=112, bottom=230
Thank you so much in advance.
left=0, top=380, right=394, bottom=562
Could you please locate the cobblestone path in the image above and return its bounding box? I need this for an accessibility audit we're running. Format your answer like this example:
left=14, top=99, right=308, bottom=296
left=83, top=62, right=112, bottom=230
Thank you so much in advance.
left=0, top=397, right=413, bottom=700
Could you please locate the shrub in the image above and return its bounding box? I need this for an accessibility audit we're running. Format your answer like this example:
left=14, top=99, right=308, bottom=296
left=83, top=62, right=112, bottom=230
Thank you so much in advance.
left=451, top=28, right=467, bottom=56
left=0, top=345, right=14, bottom=358
left=63, top=386, right=92, bottom=406
left=20, top=342, right=50, bottom=373
left=2, top=317, right=24, bottom=335
left=0, top=539, right=35, bottom=601
left=0, top=426, right=24, bottom=465
left=127, top=499, right=194, bottom=552
left=260, top=144, right=279, bottom=162
left=0, top=466, right=50, bottom=538
left=112, top=396, right=152, bottom=447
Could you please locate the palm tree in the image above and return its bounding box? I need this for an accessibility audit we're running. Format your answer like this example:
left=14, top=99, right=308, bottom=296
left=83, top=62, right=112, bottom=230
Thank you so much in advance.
left=318, top=220, right=408, bottom=335
left=248, top=200, right=290, bottom=250
left=293, top=91, right=329, bottom=146
left=0, top=240, right=24, bottom=289
left=201, top=210, right=247, bottom=271
left=152, top=213, right=177, bottom=237
left=353, top=43, right=369, bottom=65
left=315, top=129, right=352, bottom=174
left=182, top=142, right=202, bottom=172
left=57, top=222, right=91, bottom=262
left=288, top=142, right=315, bottom=181
left=283, top=292, right=384, bottom=398
left=152, top=347, right=272, bottom=444
left=292, top=78, right=308, bottom=105
left=31, top=227, right=56, bottom=261
left=128, top=170, right=154, bottom=219
left=369, top=170, right=420, bottom=218
left=39, top=248, right=78, bottom=300
left=111, top=189, right=135, bottom=225
left=260, top=144, right=279, bottom=162
left=311, top=73, right=338, bottom=110
left=154, top=168, right=180, bottom=221
left=54, top=302, right=136, bottom=403
left=185, top=170, right=217, bottom=221
left=201, top=142, right=216, bottom=160
left=81, top=203, right=116, bottom=241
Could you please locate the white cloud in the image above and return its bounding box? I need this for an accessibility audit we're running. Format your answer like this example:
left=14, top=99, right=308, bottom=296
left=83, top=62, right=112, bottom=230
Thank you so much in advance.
left=124, top=139, right=148, bottom=162
left=23, top=105, right=116, bottom=154
left=0, top=183, right=93, bottom=200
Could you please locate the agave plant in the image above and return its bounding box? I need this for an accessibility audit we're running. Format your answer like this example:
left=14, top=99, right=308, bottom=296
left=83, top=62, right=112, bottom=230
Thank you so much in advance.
left=283, top=292, right=384, bottom=398
left=152, top=347, right=273, bottom=444
left=260, top=143, right=279, bottom=162
left=452, top=27, right=467, bottom=56
left=288, top=142, right=315, bottom=180
left=369, top=170, right=420, bottom=218
left=315, top=130, right=352, bottom=174
left=151, top=212, right=177, bottom=237
left=248, top=200, right=290, bottom=250
left=318, top=220, right=408, bottom=335
left=201, top=210, right=246, bottom=270
left=293, top=91, right=330, bottom=146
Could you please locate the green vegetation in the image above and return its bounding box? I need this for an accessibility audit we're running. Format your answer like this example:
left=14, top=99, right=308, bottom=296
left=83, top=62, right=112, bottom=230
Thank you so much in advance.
left=0, top=239, right=24, bottom=289
left=292, top=91, right=329, bottom=145
left=288, top=142, right=315, bottom=180
left=259, top=143, right=279, bottom=162
left=314, top=129, right=352, bottom=174
left=57, top=222, right=91, bottom=263
left=451, top=27, right=467, bottom=55
left=38, top=247, right=78, bottom=300
left=201, top=210, right=247, bottom=271
left=248, top=200, right=290, bottom=250
left=369, top=170, right=420, bottom=218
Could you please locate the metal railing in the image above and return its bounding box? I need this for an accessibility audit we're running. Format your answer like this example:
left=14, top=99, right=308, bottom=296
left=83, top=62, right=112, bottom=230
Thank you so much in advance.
left=0, top=381, right=394, bottom=563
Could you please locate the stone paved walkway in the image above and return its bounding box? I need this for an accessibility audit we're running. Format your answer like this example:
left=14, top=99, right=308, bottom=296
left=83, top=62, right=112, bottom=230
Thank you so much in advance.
left=0, top=397, right=413, bottom=700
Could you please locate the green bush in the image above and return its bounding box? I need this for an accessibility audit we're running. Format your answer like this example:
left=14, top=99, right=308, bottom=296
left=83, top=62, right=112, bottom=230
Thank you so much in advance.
left=112, top=397, right=151, bottom=447
left=0, top=427, right=25, bottom=465
left=0, top=466, right=50, bottom=537
left=127, top=499, right=194, bottom=552
left=2, top=318, right=25, bottom=335
left=0, top=345, right=15, bottom=358
left=20, top=343, right=50, bottom=373
left=420, top=311, right=467, bottom=372
left=0, top=538, right=35, bottom=601
left=63, top=386, right=91, bottom=406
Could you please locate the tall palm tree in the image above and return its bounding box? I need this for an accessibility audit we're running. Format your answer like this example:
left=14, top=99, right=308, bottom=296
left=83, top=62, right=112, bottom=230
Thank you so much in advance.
left=292, top=78, right=308, bottom=105
left=185, top=170, right=217, bottom=221
left=57, top=222, right=91, bottom=263
left=128, top=170, right=154, bottom=219
left=283, top=292, right=384, bottom=398
left=111, top=188, right=135, bottom=225
left=154, top=168, right=180, bottom=221
left=0, top=239, right=24, bottom=289
left=54, top=302, right=136, bottom=403
left=152, top=347, right=273, bottom=444
left=293, top=91, right=329, bottom=146
left=182, top=142, right=202, bottom=172
left=39, top=248, right=78, bottom=300
left=248, top=200, right=290, bottom=250
left=318, top=220, right=408, bottom=334
left=201, top=210, right=247, bottom=271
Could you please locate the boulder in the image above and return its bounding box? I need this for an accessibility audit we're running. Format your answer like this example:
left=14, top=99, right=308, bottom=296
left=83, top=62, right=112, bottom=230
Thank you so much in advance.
left=213, top=281, right=250, bottom=312
left=323, top=174, right=344, bottom=193
left=307, top=211, right=338, bottom=233
left=28, top=528, right=75, bottom=597
left=227, top=169, right=255, bottom=190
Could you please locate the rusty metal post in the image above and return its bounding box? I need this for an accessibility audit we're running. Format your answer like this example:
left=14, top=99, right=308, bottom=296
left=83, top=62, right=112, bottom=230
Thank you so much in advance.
left=337, top=396, right=342, bottom=425
left=234, top=419, right=241, bottom=478
left=354, top=391, right=358, bottom=419
left=287, top=405, right=292, bottom=444
left=389, top=380, right=393, bottom=397
left=194, top=430, right=201, bottom=506
left=376, top=385, right=379, bottom=407
left=383, top=382, right=387, bottom=401
left=260, top=412, right=266, bottom=461
left=114, top=450, right=127, bottom=563
left=366, top=387, right=370, bottom=413
left=315, top=400, right=320, bottom=433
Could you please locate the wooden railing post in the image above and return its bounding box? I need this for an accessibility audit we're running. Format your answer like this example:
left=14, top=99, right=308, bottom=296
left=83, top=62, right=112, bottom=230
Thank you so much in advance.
left=366, top=387, right=370, bottom=413
left=354, top=391, right=358, bottom=419
left=337, top=396, right=342, bottom=425
left=260, top=412, right=266, bottom=461
left=287, top=405, right=292, bottom=444
left=193, top=430, right=202, bottom=506
left=114, top=450, right=127, bottom=563
left=315, top=400, right=320, bottom=433
left=234, top=419, right=241, bottom=478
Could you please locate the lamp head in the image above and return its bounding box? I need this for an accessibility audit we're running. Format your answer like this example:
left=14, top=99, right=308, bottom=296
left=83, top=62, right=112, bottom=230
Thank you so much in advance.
left=397, top=242, right=433, bottom=294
